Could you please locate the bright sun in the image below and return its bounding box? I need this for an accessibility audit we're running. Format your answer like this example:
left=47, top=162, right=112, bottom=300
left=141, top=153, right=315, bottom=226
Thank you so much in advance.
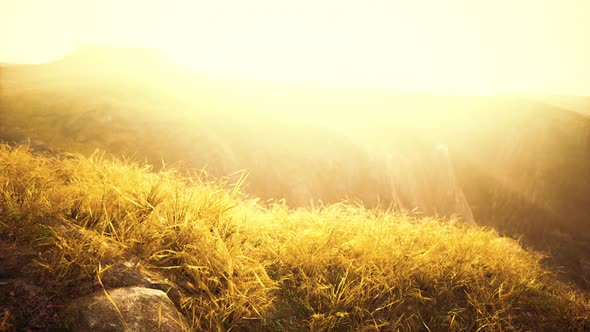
left=1, top=0, right=589, bottom=95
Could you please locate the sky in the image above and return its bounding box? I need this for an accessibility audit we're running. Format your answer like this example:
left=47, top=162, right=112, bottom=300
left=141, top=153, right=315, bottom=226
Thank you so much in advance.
left=1, top=0, right=589, bottom=95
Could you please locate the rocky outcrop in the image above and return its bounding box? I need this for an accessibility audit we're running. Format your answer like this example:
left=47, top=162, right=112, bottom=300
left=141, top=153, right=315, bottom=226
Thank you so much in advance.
left=0, top=239, right=188, bottom=331
left=63, top=286, right=188, bottom=332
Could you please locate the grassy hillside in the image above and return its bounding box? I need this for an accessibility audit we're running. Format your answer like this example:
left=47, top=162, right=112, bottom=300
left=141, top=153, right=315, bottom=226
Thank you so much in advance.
left=2, top=48, right=590, bottom=293
left=3, top=65, right=590, bottom=292
left=0, top=58, right=474, bottom=212
left=0, top=144, right=588, bottom=331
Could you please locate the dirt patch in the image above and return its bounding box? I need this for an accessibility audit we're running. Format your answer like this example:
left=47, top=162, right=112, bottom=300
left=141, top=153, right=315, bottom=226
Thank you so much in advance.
left=0, top=240, right=63, bottom=331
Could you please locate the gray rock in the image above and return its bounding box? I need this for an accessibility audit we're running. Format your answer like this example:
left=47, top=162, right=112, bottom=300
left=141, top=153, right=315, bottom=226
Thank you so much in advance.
left=100, top=260, right=174, bottom=294
left=63, top=286, right=188, bottom=332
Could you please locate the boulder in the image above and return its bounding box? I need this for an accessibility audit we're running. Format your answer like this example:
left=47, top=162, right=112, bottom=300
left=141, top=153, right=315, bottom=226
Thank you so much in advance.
left=100, top=260, right=170, bottom=290
left=63, top=286, right=188, bottom=332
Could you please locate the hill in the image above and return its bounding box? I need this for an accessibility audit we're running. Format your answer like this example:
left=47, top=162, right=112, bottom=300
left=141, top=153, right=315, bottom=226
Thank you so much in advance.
left=0, top=144, right=588, bottom=331
left=1, top=46, right=590, bottom=292
left=525, top=94, right=590, bottom=116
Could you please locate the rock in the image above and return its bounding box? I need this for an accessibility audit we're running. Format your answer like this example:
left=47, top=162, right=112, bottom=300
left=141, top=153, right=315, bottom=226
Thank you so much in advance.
left=63, top=286, right=188, bottom=332
left=100, top=260, right=174, bottom=294
left=100, top=261, right=146, bottom=288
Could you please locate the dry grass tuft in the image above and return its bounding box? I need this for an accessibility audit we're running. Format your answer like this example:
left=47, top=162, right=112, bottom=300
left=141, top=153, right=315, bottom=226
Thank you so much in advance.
left=0, top=308, right=13, bottom=332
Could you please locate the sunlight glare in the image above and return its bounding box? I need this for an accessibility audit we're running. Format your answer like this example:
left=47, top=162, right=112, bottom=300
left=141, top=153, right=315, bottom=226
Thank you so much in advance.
left=1, top=0, right=589, bottom=94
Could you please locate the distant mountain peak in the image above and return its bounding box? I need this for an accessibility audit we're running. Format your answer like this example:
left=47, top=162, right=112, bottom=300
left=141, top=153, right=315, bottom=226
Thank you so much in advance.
left=61, top=44, right=170, bottom=70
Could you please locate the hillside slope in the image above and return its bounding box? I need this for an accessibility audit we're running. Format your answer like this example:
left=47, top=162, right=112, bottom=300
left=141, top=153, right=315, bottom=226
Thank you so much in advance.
left=0, top=47, right=476, bottom=219
left=0, top=144, right=588, bottom=331
left=1, top=47, right=590, bottom=290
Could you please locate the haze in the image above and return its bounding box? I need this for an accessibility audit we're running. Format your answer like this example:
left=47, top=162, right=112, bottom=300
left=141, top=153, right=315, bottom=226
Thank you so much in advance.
left=1, top=0, right=589, bottom=95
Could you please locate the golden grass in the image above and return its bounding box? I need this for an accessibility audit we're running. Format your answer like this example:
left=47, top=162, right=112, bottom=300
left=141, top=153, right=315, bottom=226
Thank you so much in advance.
left=0, top=144, right=588, bottom=331
left=0, top=308, right=12, bottom=332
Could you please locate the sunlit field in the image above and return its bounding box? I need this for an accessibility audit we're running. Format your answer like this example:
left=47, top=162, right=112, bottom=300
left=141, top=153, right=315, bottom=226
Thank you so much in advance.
left=1, top=46, right=590, bottom=330
left=2, top=0, right=590, bottom=330
left=0, top=144, right=588, bottom=331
